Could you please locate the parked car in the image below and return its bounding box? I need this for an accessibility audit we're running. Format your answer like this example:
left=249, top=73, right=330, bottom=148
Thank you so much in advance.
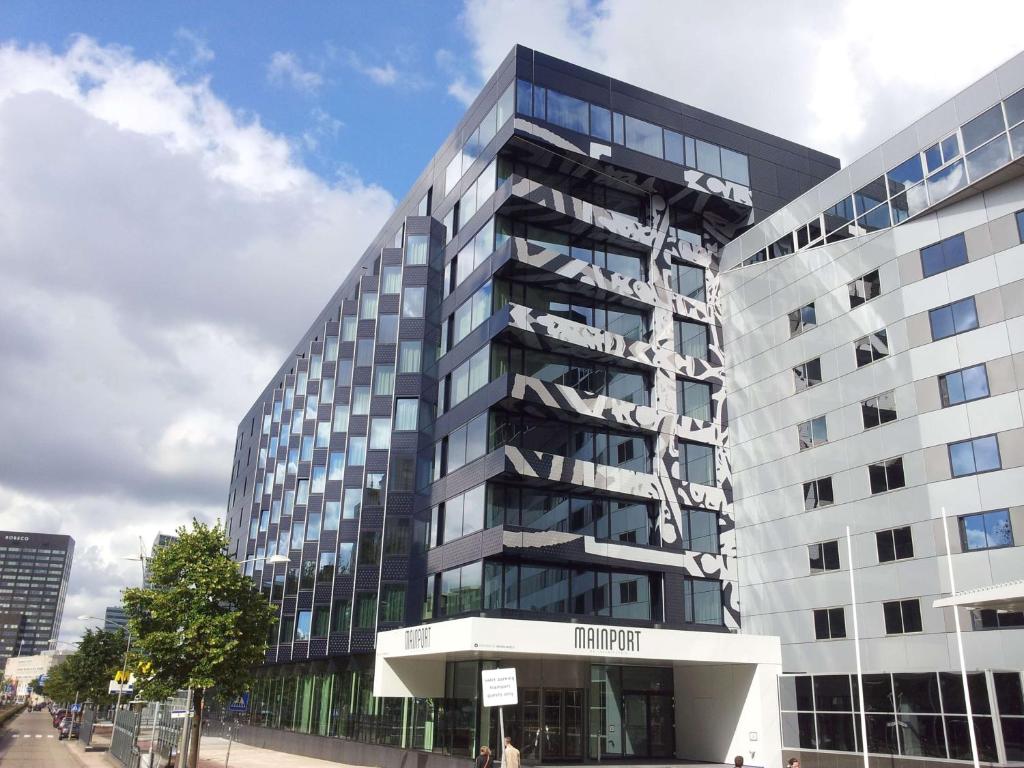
left=57, top=718, right=79, bottom=740
left=33, top=702, right=47, bottom=711
left=51, top=710, right=67, bottom=728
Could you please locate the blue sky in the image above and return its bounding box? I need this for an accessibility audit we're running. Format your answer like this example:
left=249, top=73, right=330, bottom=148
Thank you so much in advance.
left=0, top=0, right=475, bottom=194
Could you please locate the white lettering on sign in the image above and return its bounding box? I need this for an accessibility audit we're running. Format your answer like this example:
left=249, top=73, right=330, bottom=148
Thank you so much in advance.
left=481, top=668, right=519, bottom=707
left=404, top=627, right=430, bottom=650
left=3, top=535, right=29, bottom=542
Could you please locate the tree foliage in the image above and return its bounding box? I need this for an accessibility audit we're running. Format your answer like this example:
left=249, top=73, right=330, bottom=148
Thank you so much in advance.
left=43, top=628, right=127, bottom=705
left=122, top=520, right=277, bottom=767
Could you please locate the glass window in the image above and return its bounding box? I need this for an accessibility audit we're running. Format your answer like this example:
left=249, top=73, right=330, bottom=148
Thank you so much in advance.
left=351, top=386, right=370, bottom=415
left=373, top=364, right=395, bottom=395
left=883, top=599, right=922, bottom=634
left=962, top=104, right=1006, bottom=152
left=876, top=526, right=914, bottom=562
left=683, top=577, right=722, bottom=625
left=323, top=501, right=341, bottom=531
left=921, top=233, right=968, bottom=278
left=695, top=139, right=721, bottom=176
left=394, top=398, right=418, bottom=431
left=793, top=358, right=822, bottom=390
left=354, top=593, right=376, bottom=629
left=677, top=379, right=712, bottom=422
left=862, top=390, right=897, bottom=430
left=671, top=261, right=705, bottom=301
left=675, top=319, right=709, bottom=359
left=680, top=441, right=715, bottom=485
left=624, top=115, right=663, bottom=158
left=342, top=489, right=361, bottom=519
left=789, top=303, right=816, bottom=337
left=590, top=103, right=611, bottom=141
left=949, top=434, right=1001, bottom=477
left=664, top=129, right=684, bottom=164
left=887, top=154, right=925, bottom=191
left=849, top=270, right=881, bottom=307
left=402, top=286, right=425, bottom=318
left=928, top=158, right=967, bottom=202
left=380, top=265, right=402, bottom=295
left=379, top=584, right=406, bottom=623
left=803, top=477, right=834, bottom=510
left=347, top=436, right=366, bottom=466
left=294, top=610, right=311, bottom=641
left=814, top=607, right=846, bottom=639
left=855, top=329, right=889, bottom=367
left=369, top=418, right=391, bottom=450
left=377, top=314, right=399, bottom=343
left=966, top=134, right=1011, bottom=180
left=939, top=363, right=991, bottom=407
left=798, top=416, right=828, bottom=450
left=929, top=297, right=978, bottom=340
left=546, top=88, right=589, bottom=134
left=869, top=457, right=905, bottom=494
left=359, top=292, right=378, bottom=320
left=398, top=340, right=422, bottom=373
left=355, top=339, right=374, bottom=368
left=809, top=540, right=840, bottom=573
left=720, top=148, right=749, bottom=185
left=959, top=509, right=1013, bottom=551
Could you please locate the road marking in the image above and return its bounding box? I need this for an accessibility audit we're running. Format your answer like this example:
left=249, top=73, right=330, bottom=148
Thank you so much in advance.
left=35, top=733, right=42, bottom=738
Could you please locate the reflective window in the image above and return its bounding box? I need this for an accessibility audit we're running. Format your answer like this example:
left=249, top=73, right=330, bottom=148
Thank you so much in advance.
left=855, top=329, right=888, bottom=367
left=380, top=265, right=401, bottom=295
left=695, top=139, right=721, bottom=176
left=394, top=399, right=418, bottom=431
left=295, top=610, right=311, bottom=641
left=789, top=302, right=816, bottom=337
left=793, top=358, right=822, bottom=391
left=683, top=577, right=722, bottom=625
left=377, top=314, right=398, bottom=343
left=798, top=416, right=828, bottom=450
left=398, top=340, right=423, bottom=373
left=959, top=509, right=1013, bottom=551
left=360, top=292, right=377, bottom=319
left=869, top=457, right=905, bottom=494
left=962, top=104, right=1005, bottom=152
left=929, top=296, right=978, bottom=340
left=351, top=386, right=370, bottom=415
left=675, top=319, right=709, bottom=359
left=966, top=135, right=1011, bottom=180
left=921, top=233, right=968, bottom=278
left=373, top=364, right=394, bottom=396
left=342, top=488, right=361, bottom=520
left=347, top=436, right=366, bottom=466
left=677, top=378, right=712, bottom=422
left=849, top=269, right=881, bottom=307
left=680, top=440, right=715, bottom=485
left=939, top=363, right=989, bottom=407
left=401, top=286, right=425, bottom=318
left=803, top=476, right=834, bottom=510
left=664, top=129, right=685, bottom=164
left=624, top=115, right=663, bottom=158
left=546, top=89, right=589, bottom=134
left=862, top=390, right=897, bottom=429
left=927, top=159, right=966, bottom=201
left=721, top=147, right=749, bottom=185
left=887, top=154, right=924, bottom=191
left=406, top=235, right=429, bottom=266
left=590, top=104, right=611, bottom=141
left=876, top=526, right=913, bottom=562
left=369, top=418, right=391, bottom=450
left=670, top=261, right=705, bottom=301
left=355, top=339, right=374, bottom=367
left=883, top=599, right=922, bottom=634
left=814, top=607, right=846, bottom=640
left=808, top=540, right=840, bottom=573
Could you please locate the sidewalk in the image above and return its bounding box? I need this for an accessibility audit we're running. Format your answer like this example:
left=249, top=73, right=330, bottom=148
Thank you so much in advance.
left=65, top=728, right=116, bottom=768
left=195, top=736, right=364, bottom=768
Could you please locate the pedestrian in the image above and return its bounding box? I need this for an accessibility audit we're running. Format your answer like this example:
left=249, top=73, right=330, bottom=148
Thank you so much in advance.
left=734, top=757, right=744, bottom=768
left=503, top=736, right=521, bottom=768
left=476, top=745, right=493, bottom=768
left=787, top=758, right=801, bottom=768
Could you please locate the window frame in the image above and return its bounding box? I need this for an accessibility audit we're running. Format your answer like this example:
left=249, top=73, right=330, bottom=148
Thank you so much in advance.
left=803, top=476, right=835, bottom=510
left=883, top=598, right=923, bottom=635
left=813, top=606, right=847, bottom=640
left=854, top=329, right=889, bottom=367
left=848, top=270, right=881, bottom=308
left=958, top=509, right=1013, bottom=552
left=876, top=526, right=914, bottom=563
left=789, top=302, right=817, bottom=337
left=794, top=357, right=823, bottom=391
left=920, top=232, right=968, bottom=278
left=808, top=540, right=841, bottom=574
left=948, top=434, right=1002, bottom=478
left=929, top=296, right=979, bottom=341
left=868, top=456, right=906, bottom=494
left=938, top=364, right=990, bottom=408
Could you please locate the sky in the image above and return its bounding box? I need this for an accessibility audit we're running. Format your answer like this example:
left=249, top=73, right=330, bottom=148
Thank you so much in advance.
left=1, top=0, right=1022, bottom=646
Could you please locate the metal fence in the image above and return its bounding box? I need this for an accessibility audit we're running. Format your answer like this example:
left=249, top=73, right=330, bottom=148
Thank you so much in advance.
left=110, top=709, right=141, bottom=768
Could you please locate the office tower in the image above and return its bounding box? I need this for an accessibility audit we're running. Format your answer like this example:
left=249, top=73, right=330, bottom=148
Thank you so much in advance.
left=0, top=531, right=74, bottom=669
left=104, top=605, right=127, bottom=631
left=226, top=44, right=1024, bottom=767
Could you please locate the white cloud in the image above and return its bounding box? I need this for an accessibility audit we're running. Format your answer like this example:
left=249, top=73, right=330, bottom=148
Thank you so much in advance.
left=173, top=27, right=214, bottom=67
left=365, top=62, right=398, bottom=86
left=267, top=50, right=323, bottom=94
left=455, top=0, right=1024, bottom=163
left=0, top=36, right=393, bottom=643
left=447, top=76, right=478, bottom=106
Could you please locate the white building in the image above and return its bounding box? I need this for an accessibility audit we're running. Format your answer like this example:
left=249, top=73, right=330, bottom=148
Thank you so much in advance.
left=723, top=51, right=1024, bottom=767
left=3, top=650, right=69, bottom=699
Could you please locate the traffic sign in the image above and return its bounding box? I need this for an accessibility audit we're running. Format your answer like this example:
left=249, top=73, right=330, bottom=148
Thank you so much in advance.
left=170, top=710, right=188, bottom=720
left=481, top=668, right=518, bottom=707
left=38, top=674, right=48, bottom=685
left=227, top=693, right=250, bottom=713
left=70, top=703, right=82, bottom=713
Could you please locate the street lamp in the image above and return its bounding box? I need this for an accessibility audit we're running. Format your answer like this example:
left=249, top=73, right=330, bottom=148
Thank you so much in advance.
left=240, top=554, right=289, bottom=566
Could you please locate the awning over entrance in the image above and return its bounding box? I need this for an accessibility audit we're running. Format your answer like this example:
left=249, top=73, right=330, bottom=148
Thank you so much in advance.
left=932, top=578, right=1024, bottom=611
left=374, top=616, right=780, bottom=698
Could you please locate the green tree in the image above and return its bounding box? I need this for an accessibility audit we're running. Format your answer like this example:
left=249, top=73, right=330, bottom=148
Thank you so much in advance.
left=123, top=520, right=276, bottom=768
left=42, top=629, right=127, bottom=706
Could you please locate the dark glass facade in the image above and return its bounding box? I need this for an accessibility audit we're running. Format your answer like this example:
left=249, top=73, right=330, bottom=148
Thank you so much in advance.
left=226, top=45, right=838, bottom=763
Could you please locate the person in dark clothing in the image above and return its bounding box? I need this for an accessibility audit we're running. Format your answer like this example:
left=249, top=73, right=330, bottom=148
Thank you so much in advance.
left=475, top=745, right=493, bottom=768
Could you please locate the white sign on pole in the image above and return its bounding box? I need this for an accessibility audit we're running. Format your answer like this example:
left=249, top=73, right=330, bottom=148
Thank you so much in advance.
left=480, top=668, right=518, bottom=708
left=170, top=710, right=188, bottom=720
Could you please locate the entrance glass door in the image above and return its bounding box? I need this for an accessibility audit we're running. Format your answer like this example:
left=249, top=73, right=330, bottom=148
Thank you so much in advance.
left=589, top=665, right=675, bottom=760
left=623, top=694, right=649, bottom=756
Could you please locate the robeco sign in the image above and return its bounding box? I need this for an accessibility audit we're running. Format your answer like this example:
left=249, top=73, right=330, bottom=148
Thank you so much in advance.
left=574, top=626, right=642, bottom=653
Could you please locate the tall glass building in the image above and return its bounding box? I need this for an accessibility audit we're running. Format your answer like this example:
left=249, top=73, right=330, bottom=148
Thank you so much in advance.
left=0, top=531, right=74, bottom=668
left=226, top=45, right=1024, bottom=768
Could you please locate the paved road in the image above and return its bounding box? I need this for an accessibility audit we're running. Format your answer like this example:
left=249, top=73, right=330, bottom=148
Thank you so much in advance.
left=0, top=708, right=83, bottom=766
